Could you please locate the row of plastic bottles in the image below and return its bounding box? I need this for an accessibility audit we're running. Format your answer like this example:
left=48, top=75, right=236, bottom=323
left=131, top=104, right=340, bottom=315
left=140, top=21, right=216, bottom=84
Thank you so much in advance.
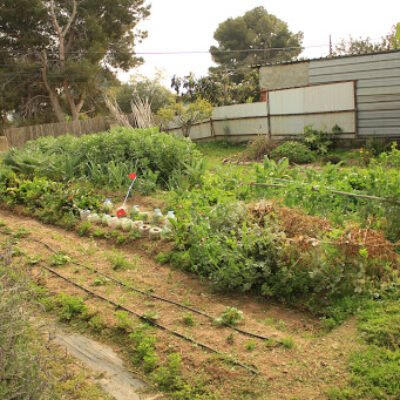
left=79, top=204, right=177, bottom=240
left=102, top=199, right=177, bottom=225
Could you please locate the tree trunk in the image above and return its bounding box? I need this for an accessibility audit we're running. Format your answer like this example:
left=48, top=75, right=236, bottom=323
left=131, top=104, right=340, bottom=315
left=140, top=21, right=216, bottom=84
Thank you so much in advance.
left=41, top=52, right=65, bottom=122
left=48, top=0, right=80, bottom=120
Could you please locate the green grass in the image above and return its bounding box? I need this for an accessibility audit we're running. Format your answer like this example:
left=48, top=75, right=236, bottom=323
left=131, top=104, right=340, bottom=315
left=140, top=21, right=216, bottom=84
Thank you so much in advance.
left=196, top=140, right=246, bottom=170
left=357, top=300, right=400, bottom=350
left=327, top=298, right=400, bottom=399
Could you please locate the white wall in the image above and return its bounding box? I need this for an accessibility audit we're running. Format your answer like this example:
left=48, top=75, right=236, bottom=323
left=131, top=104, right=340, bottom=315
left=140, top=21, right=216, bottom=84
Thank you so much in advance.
left=269, top=81, right=355, bottom=115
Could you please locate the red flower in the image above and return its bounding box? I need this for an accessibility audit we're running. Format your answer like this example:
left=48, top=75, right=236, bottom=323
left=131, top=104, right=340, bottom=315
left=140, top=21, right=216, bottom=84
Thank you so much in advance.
left=128, top=172, right=137, bottom=180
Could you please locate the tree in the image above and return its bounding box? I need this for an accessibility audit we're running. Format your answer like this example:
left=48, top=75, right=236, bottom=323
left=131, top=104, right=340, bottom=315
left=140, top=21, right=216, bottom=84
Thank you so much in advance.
left=0, top=0, right=150, bottom=123
left=115, top=72, right=172, bottom=114
left=334, top=23, right=400, bottom=55
left=171, top=70, right=260, bottom=107
left=156, top=97, right=213, bottom=138
left=210, top=6, right=303, bottom=77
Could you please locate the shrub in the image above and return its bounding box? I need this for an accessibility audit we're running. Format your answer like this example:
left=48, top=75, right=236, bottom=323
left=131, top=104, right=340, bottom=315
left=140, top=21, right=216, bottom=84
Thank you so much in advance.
left=301, top=124, right=334, bottom=154
left=241, top=135, right=278, bottom=161
left=2, top=127, right=203, bottom=191
left=270, top=141, right=316, bottom=164
left=0, top=169, right=102, bottom=229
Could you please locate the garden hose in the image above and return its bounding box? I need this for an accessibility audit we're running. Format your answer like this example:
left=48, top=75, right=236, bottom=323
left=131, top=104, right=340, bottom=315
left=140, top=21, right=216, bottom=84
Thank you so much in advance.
left=0, top=228, right=283, bottom=345
left=38, top=263, right=259, bottom=375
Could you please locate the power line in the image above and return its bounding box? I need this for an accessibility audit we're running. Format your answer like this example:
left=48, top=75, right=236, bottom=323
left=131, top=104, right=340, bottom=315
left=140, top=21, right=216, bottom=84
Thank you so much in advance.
left=0, top=44, right=326, bottom=57
left=0, top=37, right=387, bottom=57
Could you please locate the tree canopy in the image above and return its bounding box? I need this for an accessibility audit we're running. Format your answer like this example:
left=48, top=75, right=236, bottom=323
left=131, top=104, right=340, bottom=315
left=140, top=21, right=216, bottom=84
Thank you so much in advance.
left=334, top=23, right=400, bottom=55
left=210, top=7, right=303, bottom=73
left=115, top=72, right=172, bottom=114
left=0, top=0, right=150, bottom=125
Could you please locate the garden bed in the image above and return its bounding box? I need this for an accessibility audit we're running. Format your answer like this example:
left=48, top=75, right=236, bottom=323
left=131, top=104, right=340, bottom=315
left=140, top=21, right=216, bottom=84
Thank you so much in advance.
left=1, top=130, right=400, bottom=399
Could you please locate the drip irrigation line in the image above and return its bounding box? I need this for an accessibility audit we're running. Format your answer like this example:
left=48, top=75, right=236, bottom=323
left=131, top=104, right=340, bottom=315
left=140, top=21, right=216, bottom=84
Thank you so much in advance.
left=0, top=228, right=281, bottom=344
left=249, top=181, right=400, bottom=205
left=39, top=263, right=258, bottom=375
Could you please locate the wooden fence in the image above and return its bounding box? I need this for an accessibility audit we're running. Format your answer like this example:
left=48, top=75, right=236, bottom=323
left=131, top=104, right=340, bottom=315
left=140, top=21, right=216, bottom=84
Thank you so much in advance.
left=3, top=116, right=112, bottom=148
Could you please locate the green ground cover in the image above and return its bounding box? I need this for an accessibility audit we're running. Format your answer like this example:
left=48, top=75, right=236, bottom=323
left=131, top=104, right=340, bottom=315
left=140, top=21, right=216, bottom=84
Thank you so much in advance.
left=1, top=130, right=400, bottom=399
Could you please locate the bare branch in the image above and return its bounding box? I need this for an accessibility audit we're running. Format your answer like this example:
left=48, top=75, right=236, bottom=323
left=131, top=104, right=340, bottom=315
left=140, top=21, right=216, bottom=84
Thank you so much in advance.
left=62, top=0, right=77, bottom=37
left=48, top=0, right=62, bottom=37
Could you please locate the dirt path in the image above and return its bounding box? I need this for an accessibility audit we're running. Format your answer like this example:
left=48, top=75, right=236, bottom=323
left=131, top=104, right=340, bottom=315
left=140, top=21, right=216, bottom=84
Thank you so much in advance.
left=53, top=328, right=155, bottom=400
left=0, top=209, right=359, bottom=399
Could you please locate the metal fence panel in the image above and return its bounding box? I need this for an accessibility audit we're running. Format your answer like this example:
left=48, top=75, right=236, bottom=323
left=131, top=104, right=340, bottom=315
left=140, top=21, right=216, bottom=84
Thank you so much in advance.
left=269, top=82, right=355, bottom=115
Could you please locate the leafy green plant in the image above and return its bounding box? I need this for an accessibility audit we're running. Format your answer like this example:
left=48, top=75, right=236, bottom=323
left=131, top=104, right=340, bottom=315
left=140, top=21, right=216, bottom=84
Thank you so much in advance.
left=88, top=314, right=106, bottom=333
left=301, top=124, right=334, bottom=154
left=77, top=221, right=92, bottom=237
left=2, top=127, right=203, bottom=192
left=181, top=312, right=196, bottom=327
left=270, top=141, right=316, bottom=164
left=91, top=276, right=110, bottom=287
left=130, top=324, right=159, bottom=372
left=152, top=353, right=183, bottom=391
left=93, top=228, right=106, bottom=238
left=50, top=252, right=72, bottom=267
left=115, top=234, right=127, bottom=245
left=143, top=310, right=160, bottom=322
left=54, top=293, right=88, bottom=322
left=26, top=254, right=42, bottom=266
left=213, top=307, right=244, bottom=327
left=108, top=253, right=136, bottom=271
left=114, top=310, right=133, bottom=332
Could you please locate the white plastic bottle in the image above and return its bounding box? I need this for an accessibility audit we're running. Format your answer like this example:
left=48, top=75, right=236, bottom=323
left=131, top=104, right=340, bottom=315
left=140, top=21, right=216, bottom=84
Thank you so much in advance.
left=152, top=208, right=163, bottom=223
left=166, top=211, right=177, bottom=225
left=103, top=198, right=113, bottom=212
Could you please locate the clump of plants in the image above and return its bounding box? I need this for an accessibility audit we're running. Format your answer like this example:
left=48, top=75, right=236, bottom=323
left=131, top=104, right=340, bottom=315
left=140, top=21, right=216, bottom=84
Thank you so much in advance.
left=241, top=135, right=278, bottom=161
left=213, top=307, right=245, bottom=327
left=301, top=124, right=334, bottom=154
left=0, top=169, right=102, bottom=229
left=2, top=127, right=204, bottom=192
left=270, top=141, right=316, bottom=164
left=166, top=168, right=399, bottom=318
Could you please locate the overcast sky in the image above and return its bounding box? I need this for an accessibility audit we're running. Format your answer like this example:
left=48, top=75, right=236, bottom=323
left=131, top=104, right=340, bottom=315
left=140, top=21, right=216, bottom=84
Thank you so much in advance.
left=119, top=0, right=400, bottom=86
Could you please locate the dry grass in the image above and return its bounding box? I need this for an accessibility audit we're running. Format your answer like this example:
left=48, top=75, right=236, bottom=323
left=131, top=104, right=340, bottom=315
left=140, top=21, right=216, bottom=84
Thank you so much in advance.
left=240, top=135, right=279, bottom=161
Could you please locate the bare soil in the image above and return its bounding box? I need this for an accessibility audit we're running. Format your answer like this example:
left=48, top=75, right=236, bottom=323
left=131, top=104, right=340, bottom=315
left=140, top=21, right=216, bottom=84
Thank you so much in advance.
left=0, top=209, right=359, bottom=400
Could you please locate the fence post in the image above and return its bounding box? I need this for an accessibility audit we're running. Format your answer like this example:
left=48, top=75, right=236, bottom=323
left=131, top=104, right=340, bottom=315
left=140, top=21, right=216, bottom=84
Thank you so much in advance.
left=0, top=136, right=9, bottom=152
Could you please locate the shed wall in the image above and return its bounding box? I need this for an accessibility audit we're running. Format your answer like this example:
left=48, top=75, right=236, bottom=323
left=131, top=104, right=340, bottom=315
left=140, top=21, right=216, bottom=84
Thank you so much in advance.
left=308, top=51, right=400, bottom=137
left=259, top=62, right=310, bottom=91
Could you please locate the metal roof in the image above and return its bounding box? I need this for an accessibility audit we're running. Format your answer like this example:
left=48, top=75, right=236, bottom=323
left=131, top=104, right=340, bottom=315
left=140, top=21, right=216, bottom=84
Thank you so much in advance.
left=251, top=48, right=400, bottom=68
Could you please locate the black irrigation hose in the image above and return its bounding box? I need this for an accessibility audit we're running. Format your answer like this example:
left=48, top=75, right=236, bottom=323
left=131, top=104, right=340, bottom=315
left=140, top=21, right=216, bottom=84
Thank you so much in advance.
left=39, top=263, right=259, bottom=375
left=0, top=229, right=281, bottom=345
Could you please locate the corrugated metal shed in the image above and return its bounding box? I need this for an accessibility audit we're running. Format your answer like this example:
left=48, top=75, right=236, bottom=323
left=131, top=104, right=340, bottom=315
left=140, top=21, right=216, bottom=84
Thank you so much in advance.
left=308, top=52, right=400, bottom=137
left=255, top=49, right=400, bottom=138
